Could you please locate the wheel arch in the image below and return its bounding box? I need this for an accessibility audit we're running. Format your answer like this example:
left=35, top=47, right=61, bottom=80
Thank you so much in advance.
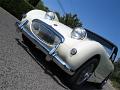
left=75, top=54, right=101, bottom=72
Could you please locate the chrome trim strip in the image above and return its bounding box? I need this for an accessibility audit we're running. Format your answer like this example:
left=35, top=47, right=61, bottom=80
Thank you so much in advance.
left=49, top=44, right=60, bottom=55
left=52, top=53, right=74, bottom=75
left=53, top=53, right=70, bottom=69
left=16, top=20, right=51, bottom=53
left=16, top=20, right=74, bottom=75
left=23, top=27, right=50, bottom=53
left=16, top=20, right=28, bottom=30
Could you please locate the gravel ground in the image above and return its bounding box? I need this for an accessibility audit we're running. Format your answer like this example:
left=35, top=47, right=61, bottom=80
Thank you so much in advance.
left=0, top=7, right=116, bottom=90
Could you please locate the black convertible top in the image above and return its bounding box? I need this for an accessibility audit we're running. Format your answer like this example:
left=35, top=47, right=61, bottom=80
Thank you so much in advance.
left=85, top=28, right=118, bottom=60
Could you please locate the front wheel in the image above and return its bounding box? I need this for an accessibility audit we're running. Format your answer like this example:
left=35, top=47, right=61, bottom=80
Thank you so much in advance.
left=68, top=57, right=99, bottom=88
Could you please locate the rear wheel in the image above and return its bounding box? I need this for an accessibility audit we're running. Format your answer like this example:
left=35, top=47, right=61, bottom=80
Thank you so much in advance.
left=68, top=57, right=99, bottom=88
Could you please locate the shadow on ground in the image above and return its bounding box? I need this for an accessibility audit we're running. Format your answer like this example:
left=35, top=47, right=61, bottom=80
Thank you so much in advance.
left=16, top=38, right=102, bottom=90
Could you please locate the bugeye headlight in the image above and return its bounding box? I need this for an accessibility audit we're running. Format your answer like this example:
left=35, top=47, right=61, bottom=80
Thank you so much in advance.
left=71, top=27, right=87, bottom=40
left=45, top=12, right=55, bottom=20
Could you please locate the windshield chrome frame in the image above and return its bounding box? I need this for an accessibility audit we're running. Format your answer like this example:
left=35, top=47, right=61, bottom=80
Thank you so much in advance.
left=86, top=28, right=118, bottom=62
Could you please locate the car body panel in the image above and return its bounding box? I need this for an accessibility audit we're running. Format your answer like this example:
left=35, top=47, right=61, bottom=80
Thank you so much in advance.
left=17, top=10, right=116, bottom=83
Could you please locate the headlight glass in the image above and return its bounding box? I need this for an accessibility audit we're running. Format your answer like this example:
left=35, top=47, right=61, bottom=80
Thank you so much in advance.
left=71, top=27, right=87, bottom=40
left=45, top=12, right=55, bottom=20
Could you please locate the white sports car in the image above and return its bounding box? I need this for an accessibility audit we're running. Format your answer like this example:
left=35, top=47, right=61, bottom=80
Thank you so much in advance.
left=16, top=10, right=118, bottom=88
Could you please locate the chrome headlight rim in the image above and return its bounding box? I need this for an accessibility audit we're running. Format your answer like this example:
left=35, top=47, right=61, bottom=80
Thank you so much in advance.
left=45, top=11, right=55, bottom=20
left=71, top=27, right=87, bottom=40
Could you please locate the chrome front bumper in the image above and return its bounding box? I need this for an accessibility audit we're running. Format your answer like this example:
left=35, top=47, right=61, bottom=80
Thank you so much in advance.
left=16, top=20, right=74, bottom=75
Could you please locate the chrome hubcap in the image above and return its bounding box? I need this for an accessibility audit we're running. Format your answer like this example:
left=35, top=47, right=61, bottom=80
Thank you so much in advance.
left=76, top=64, right=94, bottom=85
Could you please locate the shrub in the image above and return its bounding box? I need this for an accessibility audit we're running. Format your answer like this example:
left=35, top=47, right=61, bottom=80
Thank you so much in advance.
left=0, top=0, right=34, bottom=19
left=110, top=60, right=120, bottom=88
left=35, top=0, right=49, bottom=11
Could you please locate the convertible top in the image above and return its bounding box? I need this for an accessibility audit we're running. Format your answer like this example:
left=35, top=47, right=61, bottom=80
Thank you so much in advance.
left=85, top=28, right=118, bottom=60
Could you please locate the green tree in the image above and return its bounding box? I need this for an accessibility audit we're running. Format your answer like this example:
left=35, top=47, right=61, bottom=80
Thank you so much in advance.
left=110, top=58, right=120, bottom=88
left=0, top=0, right=34, bottom=19
left=58, top=13, right=82, bottom=28
left=36, top=0, right=49, bottom=11
left=28, top=0, right=40, bottom=7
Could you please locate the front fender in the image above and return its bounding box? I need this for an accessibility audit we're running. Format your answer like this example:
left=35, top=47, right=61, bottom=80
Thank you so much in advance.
left=57, top=40, right=108, bottom=71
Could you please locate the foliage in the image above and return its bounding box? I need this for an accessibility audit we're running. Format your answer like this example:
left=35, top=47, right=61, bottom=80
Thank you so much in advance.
left=0, top=0, right=34, bottom=19
left=26, top=0, right=49, bottom=11
left=56, top=12, right=82, bottom=28
left=27, top=0, right=39, bottom=7
left=110, top=58, right=120, bottom=88
left=35, top=0, right=82, bottom=28
left=111, top=80, right=120, bottom=89
left=0, top=0, right=82, bottom=28
left=36, top=0, right=49, bottom=12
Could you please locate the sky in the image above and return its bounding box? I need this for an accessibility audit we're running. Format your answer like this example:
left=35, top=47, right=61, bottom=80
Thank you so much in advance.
left=43, top=0, right=120, bottom=59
